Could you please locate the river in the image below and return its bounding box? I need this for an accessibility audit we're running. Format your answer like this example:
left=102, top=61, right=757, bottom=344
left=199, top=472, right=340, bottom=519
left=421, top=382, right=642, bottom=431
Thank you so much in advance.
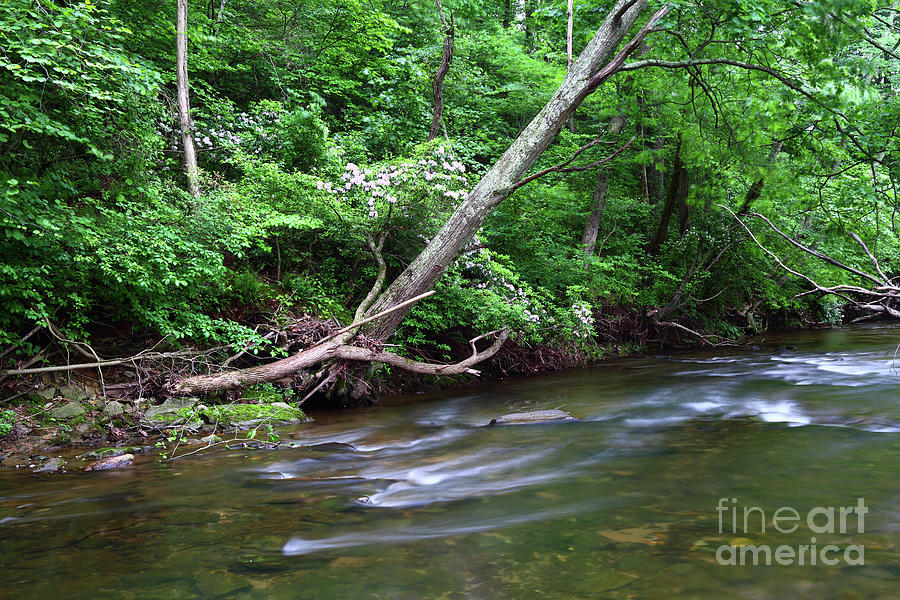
left=1, top=324, right=899, bottom=599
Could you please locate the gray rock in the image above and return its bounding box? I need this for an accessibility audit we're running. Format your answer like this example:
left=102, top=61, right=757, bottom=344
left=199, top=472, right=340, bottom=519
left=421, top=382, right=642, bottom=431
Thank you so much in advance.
left=144, top=397, right=199, bottom=422
left=50, top=401, right=86, bottom=420
left=103, top=401, right=125, bottom=417
left=84, top=453, right=134, bottom=471
left=489, top=409, right=579, bottom=426
left=81, top=446, right=143, bottom=459
left=34, top=387, right=56, bottom=401
left=270, top=402, right=293, bottom=410
left=58, top=385, right=89, bottom=402
left=34, top=457, right=66, bottom=473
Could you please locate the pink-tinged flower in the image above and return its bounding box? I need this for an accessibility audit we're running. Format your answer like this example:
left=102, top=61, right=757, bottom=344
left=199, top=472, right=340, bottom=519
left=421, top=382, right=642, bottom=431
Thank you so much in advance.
left=316, top=180, right=324, bottom=190
left=424, top=171, right=434, bottom=181
left=346, top=162, right=359, bottom=172
left=386, top=195, right=397, bottom=203
left=324, top=182, right=333, bottom=192
left=345, top=182, right=352, bottom=190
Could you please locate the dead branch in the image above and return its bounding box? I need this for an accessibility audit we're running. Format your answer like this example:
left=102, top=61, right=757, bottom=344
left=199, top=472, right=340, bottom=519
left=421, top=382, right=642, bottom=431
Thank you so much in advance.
left=656, top=321, right=734, bottom=346
left=720, top=204, right=900, bottom=321
left=509, top=135, right=635, bottom=193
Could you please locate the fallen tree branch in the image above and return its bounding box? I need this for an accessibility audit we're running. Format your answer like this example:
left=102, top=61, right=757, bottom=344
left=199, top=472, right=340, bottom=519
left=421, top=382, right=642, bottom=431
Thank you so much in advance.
left=0, top=348, right=226, bottom=377
left=177, top=326, right=507, bottom=395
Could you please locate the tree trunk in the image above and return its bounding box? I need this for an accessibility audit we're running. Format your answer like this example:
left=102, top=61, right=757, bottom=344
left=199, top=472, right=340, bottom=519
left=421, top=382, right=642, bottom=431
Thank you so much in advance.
left=581, top=114, right=625, bottom=255
left=566, top=0, right=575, bottom=132
left=524, top=0, right=535, bottom=53
left=502, top=0, right=512, bottom=29
left=428, top=0, right=454, bottom=142
left=649, top=137, right=688, bottom=254
left=737, top=140, right=783, bottom=215
left=177, top=0, right=200, bottom=198
left=581, top=172, right=609, bottom=256
left=178, top=0, right=669, bottom=396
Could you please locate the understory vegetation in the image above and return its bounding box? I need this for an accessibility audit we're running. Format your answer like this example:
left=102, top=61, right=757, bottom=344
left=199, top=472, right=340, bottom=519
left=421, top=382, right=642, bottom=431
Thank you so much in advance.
left=1, top=0, right=898, bottom=409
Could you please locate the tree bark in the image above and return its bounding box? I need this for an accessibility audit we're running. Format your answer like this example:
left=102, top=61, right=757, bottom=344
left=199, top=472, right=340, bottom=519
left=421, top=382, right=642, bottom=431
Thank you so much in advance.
left=428, top=0, right=454, bottom=142
left=649, top=137, right=688, bottom=254
left=581, top=114, right=625, bottom=255
left=737, top=140, right=783, bottom=215
left=177, top=0, right=200, bottom=197
left=567, top=0, right=575, bottom=132
left=502, top=0, right=512, bottom=29
left=524, top=0, right=535, bottom=53
left=581, top=172, right=608, bottom=256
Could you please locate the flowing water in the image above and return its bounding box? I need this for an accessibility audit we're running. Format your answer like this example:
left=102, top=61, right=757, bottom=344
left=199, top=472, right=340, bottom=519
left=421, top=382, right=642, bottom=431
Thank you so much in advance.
left=2, top=325, right=900, bottom=599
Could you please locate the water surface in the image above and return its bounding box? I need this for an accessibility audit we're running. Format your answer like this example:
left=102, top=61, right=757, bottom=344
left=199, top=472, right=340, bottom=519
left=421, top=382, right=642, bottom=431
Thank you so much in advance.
left=2, top=325, right=899, bottom=599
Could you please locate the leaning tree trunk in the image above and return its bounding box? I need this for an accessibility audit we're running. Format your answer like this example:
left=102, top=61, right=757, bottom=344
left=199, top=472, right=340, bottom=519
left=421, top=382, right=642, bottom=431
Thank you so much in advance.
left=363, top=0, right=664, bottom=342
left=178, top=0, right=669, bottom=396
left=177, top=0, right=200, bottom=197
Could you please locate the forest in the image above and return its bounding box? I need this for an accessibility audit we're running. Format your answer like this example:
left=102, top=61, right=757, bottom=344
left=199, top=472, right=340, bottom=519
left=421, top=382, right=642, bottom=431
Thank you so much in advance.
left=1, top=0, right=898, bottom=416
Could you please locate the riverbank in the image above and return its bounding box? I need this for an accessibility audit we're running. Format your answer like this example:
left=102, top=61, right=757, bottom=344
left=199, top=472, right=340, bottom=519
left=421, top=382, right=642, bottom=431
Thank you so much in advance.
left=0, top=305, right=823, bottom=469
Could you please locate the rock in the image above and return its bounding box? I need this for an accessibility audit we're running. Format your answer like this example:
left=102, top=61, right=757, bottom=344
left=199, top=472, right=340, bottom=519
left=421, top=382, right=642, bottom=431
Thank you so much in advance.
left=34, top=457, right=66, bottom=473
left=50, top=401, right=86, bottom=419
left=489, top=409, right=579, bottom=426
left=84, top=453, right=134, bottom=471
left=270, top=402, right=293, bottom=410
left=144, top=397, right=199, bottom=422
left=58, top=384, right=90, bottom=402
left=32, top=387, right=56, bottom=402
left=103, top=401, right=125, bottom=417
left=81, top=446, right=144, bottom=460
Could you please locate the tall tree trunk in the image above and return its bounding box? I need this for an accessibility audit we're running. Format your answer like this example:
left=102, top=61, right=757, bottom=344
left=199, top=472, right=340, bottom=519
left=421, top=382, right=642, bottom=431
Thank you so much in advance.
left=649, top=137, right=688, bottom=255
left=650, top=136, right=665, bottom=204
left=737, top=140, right=783, bottom=215
left=502, top=0, right=512, bottom=29
left=178, top=0, right=669, bottom=396
left=581, top=172, right=609, bottom=256
left=524, top=0, right=535, bottom=53
left=566, top=0, right=575, bottom=132
left=428, top=0, right=454, bottom=142
left=177, top=0, right=200, bottom=198
left=581, top=113, right=625, bottom=255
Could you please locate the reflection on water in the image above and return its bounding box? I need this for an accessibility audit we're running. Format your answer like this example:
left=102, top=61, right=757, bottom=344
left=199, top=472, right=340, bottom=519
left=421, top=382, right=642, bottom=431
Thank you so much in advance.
left=2, top=324, right=900, bottom=599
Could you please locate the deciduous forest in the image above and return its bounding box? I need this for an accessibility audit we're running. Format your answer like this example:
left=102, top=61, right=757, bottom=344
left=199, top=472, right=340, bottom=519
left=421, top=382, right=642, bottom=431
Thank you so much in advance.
left=1, top=0, right=898, bottom=411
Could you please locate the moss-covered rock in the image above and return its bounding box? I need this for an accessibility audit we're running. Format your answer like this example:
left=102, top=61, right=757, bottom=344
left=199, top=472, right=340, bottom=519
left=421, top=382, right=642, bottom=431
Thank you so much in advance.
left=144, top=397, right=199, bottom=423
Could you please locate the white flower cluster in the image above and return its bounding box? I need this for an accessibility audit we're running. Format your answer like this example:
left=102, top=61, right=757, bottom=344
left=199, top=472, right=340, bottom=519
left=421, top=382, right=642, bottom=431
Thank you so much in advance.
left=315, top=146, right=469, bottom=220
left=570, top=301, right=594, bottom=339
left=457, top=244, right=551, bottom=329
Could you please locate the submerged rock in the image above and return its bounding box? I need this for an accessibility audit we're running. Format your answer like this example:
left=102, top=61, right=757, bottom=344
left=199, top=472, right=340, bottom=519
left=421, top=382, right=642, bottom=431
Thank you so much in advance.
left=33, top=457, right=66, bottom=473
left=84, top=453, right=134, bottom=471
left=489, top=409, right=579, bottom=426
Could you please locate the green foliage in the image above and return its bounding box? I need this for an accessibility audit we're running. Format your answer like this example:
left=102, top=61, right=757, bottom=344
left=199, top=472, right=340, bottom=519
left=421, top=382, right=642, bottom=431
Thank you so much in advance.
left=2, top=0, right=898, bottom=378
left=0, top=410, right=15, bottom=436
